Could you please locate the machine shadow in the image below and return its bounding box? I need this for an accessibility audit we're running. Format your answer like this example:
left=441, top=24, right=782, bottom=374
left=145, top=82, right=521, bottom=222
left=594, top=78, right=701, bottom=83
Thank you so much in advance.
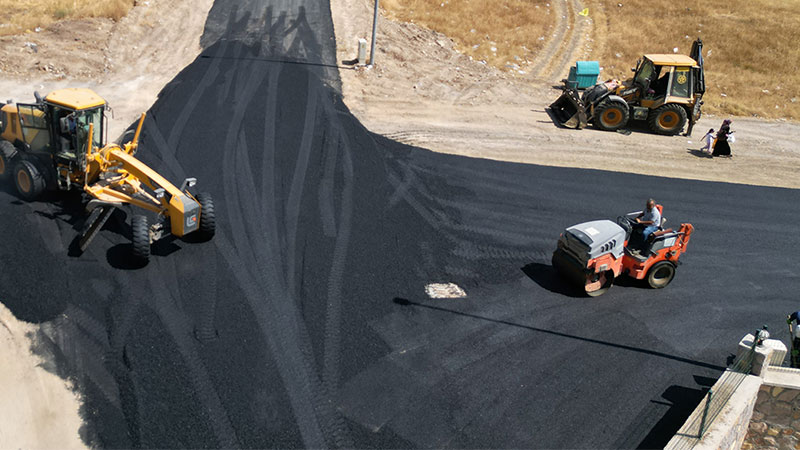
left=520, top=262, right=585, bottom=298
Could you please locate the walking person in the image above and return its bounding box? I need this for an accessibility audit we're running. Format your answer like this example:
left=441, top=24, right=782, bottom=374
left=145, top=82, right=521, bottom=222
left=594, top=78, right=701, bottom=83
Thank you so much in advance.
left=712, top=119, right=732, bottom=157
left=788, top=312, right=800, bottom=367
left=700, top=128, right=715, bottom=153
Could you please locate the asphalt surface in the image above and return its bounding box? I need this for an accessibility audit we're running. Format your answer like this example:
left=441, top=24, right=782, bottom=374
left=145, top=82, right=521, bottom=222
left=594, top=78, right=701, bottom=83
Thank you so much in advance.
left=1, top=0, right=799, bottom=448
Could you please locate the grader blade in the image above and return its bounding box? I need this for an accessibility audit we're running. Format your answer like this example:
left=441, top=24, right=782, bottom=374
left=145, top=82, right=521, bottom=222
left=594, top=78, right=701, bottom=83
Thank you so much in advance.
left=549, top=88, right=588, bottom=129
left=78, top=205, right=115, bottom=252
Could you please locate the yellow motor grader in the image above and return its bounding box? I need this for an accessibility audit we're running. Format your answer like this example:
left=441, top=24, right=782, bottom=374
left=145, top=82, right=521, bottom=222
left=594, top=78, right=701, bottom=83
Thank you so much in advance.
left=0, top=88, right=215, bottom=262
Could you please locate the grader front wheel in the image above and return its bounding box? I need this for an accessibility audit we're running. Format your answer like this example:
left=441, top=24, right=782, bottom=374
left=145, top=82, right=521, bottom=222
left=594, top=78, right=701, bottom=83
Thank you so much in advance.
left=131, top=215, right=150, bottom=263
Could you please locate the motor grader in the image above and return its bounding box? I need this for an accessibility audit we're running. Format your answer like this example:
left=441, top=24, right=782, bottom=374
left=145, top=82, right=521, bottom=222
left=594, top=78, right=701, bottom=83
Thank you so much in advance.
left=551, top=205, right=694, bottom=297
left=0, top=88, right=215, bottom=263
left=550, top=39, right=706, bottom=136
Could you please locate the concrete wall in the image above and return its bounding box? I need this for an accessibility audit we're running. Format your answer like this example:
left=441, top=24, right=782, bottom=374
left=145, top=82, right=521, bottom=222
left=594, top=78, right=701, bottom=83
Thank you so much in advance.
left=742, top=385, right=800, bottom=449
left=666, top=374, right=761, bottom=450
left=666, top=337, right=789, bottom=450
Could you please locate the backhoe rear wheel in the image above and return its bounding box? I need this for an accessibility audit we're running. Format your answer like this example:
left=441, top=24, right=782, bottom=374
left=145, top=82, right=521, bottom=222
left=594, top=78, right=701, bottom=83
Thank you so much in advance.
left=646, top=261, right=676, bottom=289
left=649, top=104, right=688, bottom=135
left=131, top=215, right=150, bottom=263
left=594, top=100, right=630, bottom=131
left=14, top=159, right=46, bottom=201
left=196, top=192, right=216, bottom=240
left=0, top=140, right=17, bottom=179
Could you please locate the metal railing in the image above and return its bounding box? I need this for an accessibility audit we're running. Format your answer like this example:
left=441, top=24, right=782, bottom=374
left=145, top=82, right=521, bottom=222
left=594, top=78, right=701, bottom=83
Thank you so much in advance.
left=670, top=344, right=756, bottom=449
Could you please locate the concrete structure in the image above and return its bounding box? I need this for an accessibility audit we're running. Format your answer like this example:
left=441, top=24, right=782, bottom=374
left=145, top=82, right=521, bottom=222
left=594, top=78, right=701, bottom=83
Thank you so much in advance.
left=666, top=337, right=789, bottom=450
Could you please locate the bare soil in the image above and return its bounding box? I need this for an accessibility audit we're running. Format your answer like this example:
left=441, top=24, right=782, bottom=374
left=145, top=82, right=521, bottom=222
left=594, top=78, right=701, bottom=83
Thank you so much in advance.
left=330, top=0, right=800, bottom=189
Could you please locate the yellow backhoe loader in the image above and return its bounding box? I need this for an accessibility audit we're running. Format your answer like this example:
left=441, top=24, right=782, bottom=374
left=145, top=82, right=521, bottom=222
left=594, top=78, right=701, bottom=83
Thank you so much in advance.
left=0, top=88, right=215, bottom=263
left=550, top=39, right=706, bottom=136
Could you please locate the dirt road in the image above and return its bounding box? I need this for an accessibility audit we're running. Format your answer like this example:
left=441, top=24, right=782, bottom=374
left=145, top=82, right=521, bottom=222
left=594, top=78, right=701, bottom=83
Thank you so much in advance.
left=331, top=0, right=800, bottom=190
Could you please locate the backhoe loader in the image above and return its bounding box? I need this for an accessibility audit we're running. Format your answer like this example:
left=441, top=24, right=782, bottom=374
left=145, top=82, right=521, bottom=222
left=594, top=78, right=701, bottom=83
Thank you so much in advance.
left=0, top=88, right=215, bottom=263
left=550, top=39, right=706, bottom=136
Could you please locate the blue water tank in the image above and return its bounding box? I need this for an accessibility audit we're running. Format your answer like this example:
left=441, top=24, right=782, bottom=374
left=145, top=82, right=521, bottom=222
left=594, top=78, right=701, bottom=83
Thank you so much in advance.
left=567, top=61, right=600, bottom=89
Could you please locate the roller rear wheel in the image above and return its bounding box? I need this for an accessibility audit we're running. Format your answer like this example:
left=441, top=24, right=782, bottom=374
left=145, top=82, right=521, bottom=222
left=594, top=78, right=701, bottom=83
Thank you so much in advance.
left=647, top=261, right=675, bottom=289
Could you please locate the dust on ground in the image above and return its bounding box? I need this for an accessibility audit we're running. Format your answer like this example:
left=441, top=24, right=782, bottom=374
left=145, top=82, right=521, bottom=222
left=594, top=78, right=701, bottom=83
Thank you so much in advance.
left=0, top=304, right=86, bottom=449
left=330, top=0, right=800, bottom=190
left=0, top=0, right=212, bottom=446
left=0, top=0, right=213, bottom=140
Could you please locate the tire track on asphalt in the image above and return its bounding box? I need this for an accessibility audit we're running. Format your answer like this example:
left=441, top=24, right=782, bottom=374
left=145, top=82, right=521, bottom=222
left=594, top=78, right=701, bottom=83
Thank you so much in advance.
left=319, top=104, right=355, bottom=449
left=165, top=32, right=231, bottom=153
left=318, top=126, right=340, bottom=237
left=285, top=72, right=318, bottom=297
left=218, top=51, right=328, bottom=448
left=146, top=264, right=239, bottom=449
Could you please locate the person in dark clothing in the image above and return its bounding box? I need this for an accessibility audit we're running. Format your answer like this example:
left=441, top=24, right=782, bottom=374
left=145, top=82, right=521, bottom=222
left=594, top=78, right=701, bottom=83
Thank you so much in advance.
left=712, top=119, right=732, bottom=157
left=788, top=311, right=800, bottom=368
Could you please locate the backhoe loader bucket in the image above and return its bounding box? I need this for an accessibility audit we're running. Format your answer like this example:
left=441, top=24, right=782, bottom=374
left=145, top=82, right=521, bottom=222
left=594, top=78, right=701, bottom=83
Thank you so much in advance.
left=549, top=87, right=588, bottom=129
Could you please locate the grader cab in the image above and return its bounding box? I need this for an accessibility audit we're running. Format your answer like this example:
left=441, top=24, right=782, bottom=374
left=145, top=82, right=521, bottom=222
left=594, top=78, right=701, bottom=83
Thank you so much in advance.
left=0, top=88, right=215, bottom=263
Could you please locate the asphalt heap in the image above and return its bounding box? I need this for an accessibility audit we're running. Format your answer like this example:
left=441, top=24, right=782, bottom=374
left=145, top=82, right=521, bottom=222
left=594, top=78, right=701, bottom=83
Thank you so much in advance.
left=1, top=0, right=799, bottom=448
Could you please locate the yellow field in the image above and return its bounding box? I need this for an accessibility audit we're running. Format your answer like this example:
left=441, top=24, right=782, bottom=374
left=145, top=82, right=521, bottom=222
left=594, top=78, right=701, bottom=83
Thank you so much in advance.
left=382, top=0, right=800, bottom=120
left=381, top=0, right=554, bottom=70
left=0, top=0, right=134, bottom=35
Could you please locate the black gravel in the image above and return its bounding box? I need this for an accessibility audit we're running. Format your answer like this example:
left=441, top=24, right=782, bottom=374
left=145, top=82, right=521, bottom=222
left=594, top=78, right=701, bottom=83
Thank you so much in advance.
left=1, top=0, right=799, bottom=448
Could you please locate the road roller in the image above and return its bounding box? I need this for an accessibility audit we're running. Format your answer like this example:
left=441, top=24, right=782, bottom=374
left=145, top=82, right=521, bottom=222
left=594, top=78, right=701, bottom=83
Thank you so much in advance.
left=551, top=206, right=694, bottom=296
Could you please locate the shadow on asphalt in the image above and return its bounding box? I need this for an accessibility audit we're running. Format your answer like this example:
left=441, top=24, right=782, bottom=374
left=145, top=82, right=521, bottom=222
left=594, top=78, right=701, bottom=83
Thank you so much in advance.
left=521, top=262, right=649, bottom=296
left=393, top=297, right=726, bottom=371
left=520, top=262, right=584, bottom=297
left=636, top=384, right=710, bottom=448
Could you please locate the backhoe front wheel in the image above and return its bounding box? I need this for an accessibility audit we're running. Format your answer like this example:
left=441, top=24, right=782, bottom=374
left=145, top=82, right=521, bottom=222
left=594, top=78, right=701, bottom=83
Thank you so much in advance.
left=649, top=104, right=688, bottom=135
left=196, top=192, right=216, bottom=240
left=594, top=100, right=630, bottom=131
left=131, top=215, right=150, bottom=263
left=14, top=159, right=46, bottom=201
left=0, top=140, right=17, bottom=179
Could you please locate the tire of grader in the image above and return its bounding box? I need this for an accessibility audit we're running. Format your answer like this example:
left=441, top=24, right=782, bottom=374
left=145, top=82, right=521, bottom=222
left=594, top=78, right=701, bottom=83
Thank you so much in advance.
left=646, top=261, right=676, bottom=289
left=131, top=215, right=151, bottom=263
left=648, top=104, right=687, bottom=136
left=13, top=159, right=46, bottom=201
left=196, top=192, right=216, bottom=240
left=594, top=100, right=630, bottom=132
left=0, top=139, right=17, bottom=179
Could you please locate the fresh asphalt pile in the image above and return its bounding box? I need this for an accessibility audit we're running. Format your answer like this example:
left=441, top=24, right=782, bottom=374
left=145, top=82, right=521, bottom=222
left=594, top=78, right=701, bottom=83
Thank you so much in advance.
left=1, top=0, right=799, bottom=448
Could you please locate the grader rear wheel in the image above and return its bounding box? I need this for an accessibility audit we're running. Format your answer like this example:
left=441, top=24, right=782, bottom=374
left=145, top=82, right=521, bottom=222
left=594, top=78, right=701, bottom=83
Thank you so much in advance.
left=0, top=140, right=17, bottom=179
left=13, top=159, right=46, bottom=201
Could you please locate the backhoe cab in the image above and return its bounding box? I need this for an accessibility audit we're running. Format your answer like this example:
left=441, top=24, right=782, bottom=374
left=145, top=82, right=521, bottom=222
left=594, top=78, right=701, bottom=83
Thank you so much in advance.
left=550, top=38, right=706, bottom=136
left=0, top=88, right=215, bottom=263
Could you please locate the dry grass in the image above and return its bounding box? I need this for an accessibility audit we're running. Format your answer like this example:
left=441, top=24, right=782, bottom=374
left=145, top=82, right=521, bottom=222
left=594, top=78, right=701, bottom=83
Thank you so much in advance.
left=590, top=0, right=800, bottom=120
left=0, top=0, right=134, bottom=35
left=381, top=0, right=554, bottom=72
